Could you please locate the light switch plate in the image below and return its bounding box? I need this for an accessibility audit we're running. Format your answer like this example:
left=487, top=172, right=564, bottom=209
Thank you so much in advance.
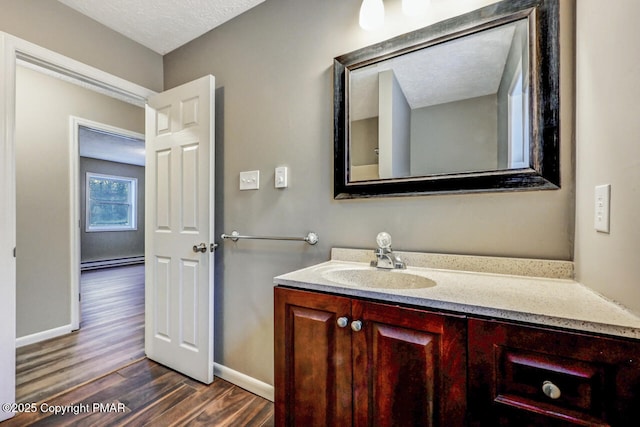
left=594, top=184, right=610, bottom=233
left=275, top=166, right=288, bottom=188
left=240, top=170, right=260, bottom=190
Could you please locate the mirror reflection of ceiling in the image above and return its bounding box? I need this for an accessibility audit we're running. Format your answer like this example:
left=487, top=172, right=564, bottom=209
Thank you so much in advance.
left=350, top=22, right=517, bottom=121
left=79, top=126, right=145, bottom=166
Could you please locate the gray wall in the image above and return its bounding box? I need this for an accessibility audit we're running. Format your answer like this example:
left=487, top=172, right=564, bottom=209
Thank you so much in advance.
left=574, top=0, right=640, bottom=314
left=0, top=0, right=163, bottom=91
left=164, top=0, right=574, bottom=385
left=410, top=94, right=498, bottom=175
left=15, top=65, right=144, bottom=338
left=80, top=157, right=145, bottom=264
left=379, top=69, right=411, bottom=179
left=351, top=117, right=378, bottom=167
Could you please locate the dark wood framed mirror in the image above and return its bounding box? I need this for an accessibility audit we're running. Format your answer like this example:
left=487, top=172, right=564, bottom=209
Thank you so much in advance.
left=334, top=0, right=559, bottom=199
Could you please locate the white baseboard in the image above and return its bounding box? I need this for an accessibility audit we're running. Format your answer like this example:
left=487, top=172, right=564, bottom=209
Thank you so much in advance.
left=16, top=324, right=73, bottom=348
left=213, top=363, right=274, bottom=402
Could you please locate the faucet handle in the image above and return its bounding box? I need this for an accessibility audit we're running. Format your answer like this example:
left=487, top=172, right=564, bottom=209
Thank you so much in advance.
left=376, top=232, right=392, bottom=249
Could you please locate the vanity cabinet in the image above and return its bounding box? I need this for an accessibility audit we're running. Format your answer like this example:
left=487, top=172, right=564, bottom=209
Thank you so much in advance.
left=274, top=287, right=467, bottom=427
left=468, top=319, right=640, bottom=427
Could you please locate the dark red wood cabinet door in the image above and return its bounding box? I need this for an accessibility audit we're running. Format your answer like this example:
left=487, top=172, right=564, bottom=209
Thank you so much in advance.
left=274, top=287, right=353, bottom=427
left=351, top=300, right=467, bottom=427
left=468, top=318, right=640, bottom=427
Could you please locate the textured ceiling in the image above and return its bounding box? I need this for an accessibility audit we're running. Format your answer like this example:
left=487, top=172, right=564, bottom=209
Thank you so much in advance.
left=57, top=0, right=265, bottom=55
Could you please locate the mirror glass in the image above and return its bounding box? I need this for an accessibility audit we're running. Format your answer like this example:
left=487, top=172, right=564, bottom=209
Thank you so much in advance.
left=334, top=0, right=559, bottom=199
left=349, top=19, right=529, bottom=181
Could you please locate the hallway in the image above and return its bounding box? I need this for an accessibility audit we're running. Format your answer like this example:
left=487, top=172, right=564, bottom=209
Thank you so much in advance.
left=16, top=265, right=145, bottom=403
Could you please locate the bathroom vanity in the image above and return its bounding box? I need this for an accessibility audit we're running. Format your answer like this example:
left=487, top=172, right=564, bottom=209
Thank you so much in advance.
left=273, top=249, right=640, bottom=426
left=274, top=287, right=466, bottom=426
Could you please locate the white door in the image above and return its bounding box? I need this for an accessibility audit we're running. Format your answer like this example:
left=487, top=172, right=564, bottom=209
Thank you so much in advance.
left=145, top=75, right=215, bottom=384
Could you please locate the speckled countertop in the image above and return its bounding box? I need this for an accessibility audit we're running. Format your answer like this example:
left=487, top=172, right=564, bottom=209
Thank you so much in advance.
left=274, top=248, right=640, bottom=340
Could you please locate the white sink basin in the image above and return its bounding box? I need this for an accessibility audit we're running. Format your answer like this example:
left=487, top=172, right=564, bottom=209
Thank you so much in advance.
left=321, top=268, right=436, bottom=290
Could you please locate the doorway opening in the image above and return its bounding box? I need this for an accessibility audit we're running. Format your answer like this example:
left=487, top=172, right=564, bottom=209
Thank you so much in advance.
left=13, top=63, right=146, bottom=402
left=0, top=32, right=154, bottom=417
left=74, top=120, right=145, bottom=328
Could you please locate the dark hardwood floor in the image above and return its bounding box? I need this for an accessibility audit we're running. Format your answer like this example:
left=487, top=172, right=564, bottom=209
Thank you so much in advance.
left=16, top=265, right=146, bottom=403
left=9, top=265, right=274, bottom=426
left=5, top=359, right=274, bottom=426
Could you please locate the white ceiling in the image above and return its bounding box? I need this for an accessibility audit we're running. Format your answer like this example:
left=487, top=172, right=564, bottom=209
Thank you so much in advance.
left=56, top=0, right=265, bottom=55
left=79, top=126, right=146, bottom=166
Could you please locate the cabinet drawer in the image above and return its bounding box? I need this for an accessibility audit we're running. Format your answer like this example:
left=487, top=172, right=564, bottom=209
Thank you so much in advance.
left=495, top=346, right=606, bottom=420
left=468, top=318, right=640, bottom=426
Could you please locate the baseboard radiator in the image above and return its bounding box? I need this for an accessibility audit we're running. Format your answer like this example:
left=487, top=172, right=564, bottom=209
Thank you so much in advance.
left=81, top=256, right=145, bottom=271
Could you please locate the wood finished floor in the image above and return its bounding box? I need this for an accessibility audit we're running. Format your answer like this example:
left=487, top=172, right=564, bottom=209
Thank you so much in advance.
left=10, top=265, right=274, bottom=426
left=5, top=358, right=274, bottom=426
left=16, top=265, right=146, bottom=404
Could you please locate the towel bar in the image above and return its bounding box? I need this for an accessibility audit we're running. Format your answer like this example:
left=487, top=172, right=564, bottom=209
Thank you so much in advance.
left=220, top=230, right=319, bottom=245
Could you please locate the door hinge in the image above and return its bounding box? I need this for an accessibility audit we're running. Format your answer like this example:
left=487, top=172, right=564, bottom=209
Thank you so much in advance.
left=13, top=247, right=16, bottom=258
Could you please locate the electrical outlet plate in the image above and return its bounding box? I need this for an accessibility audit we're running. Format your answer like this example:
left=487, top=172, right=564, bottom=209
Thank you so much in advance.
left=240, top=170, right=260, bottom=190
left=594, top=184, right=610, bottom=233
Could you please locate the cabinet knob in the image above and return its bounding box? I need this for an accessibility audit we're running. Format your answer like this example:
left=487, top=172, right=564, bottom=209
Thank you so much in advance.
left=542, top=380, right=561, bottom=399
left=337, top=317, right=349, bottom=328
left=351, top=320, right=362, bottom=332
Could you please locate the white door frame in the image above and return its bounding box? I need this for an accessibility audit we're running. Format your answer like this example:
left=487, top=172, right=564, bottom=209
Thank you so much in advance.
left=0, top=31, right=155, bottom=419
left=69, top=117, right=145, bottom=330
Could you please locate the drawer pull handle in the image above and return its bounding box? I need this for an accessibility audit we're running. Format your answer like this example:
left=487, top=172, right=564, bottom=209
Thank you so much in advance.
left=542, top=381, right=561, bottom=399
left=337, top=317, right=349, bottom=328
left=351, top=320, right=363, bottom=332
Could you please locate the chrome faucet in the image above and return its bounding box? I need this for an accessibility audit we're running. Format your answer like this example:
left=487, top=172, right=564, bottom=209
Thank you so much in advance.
left=370, top=232, right=406, bottom=270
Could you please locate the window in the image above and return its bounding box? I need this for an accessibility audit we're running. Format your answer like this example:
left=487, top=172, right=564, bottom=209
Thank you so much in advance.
left=86, top=172, right=137, bottom=232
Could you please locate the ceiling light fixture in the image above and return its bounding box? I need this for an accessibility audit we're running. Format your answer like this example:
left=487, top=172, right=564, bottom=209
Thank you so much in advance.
left=359, top=0, right=385, bottom=31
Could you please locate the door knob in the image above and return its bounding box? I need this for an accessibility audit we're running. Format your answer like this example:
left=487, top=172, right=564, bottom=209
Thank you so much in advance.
left=193, top=243, right=208, bottom=253
left=351, top=320, right=362, bottom=332
left=337, top=317, right=349, bottom=328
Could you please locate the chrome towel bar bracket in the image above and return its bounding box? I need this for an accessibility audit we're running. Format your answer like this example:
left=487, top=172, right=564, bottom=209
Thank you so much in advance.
left=220, top=230, right=319, bottom=245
